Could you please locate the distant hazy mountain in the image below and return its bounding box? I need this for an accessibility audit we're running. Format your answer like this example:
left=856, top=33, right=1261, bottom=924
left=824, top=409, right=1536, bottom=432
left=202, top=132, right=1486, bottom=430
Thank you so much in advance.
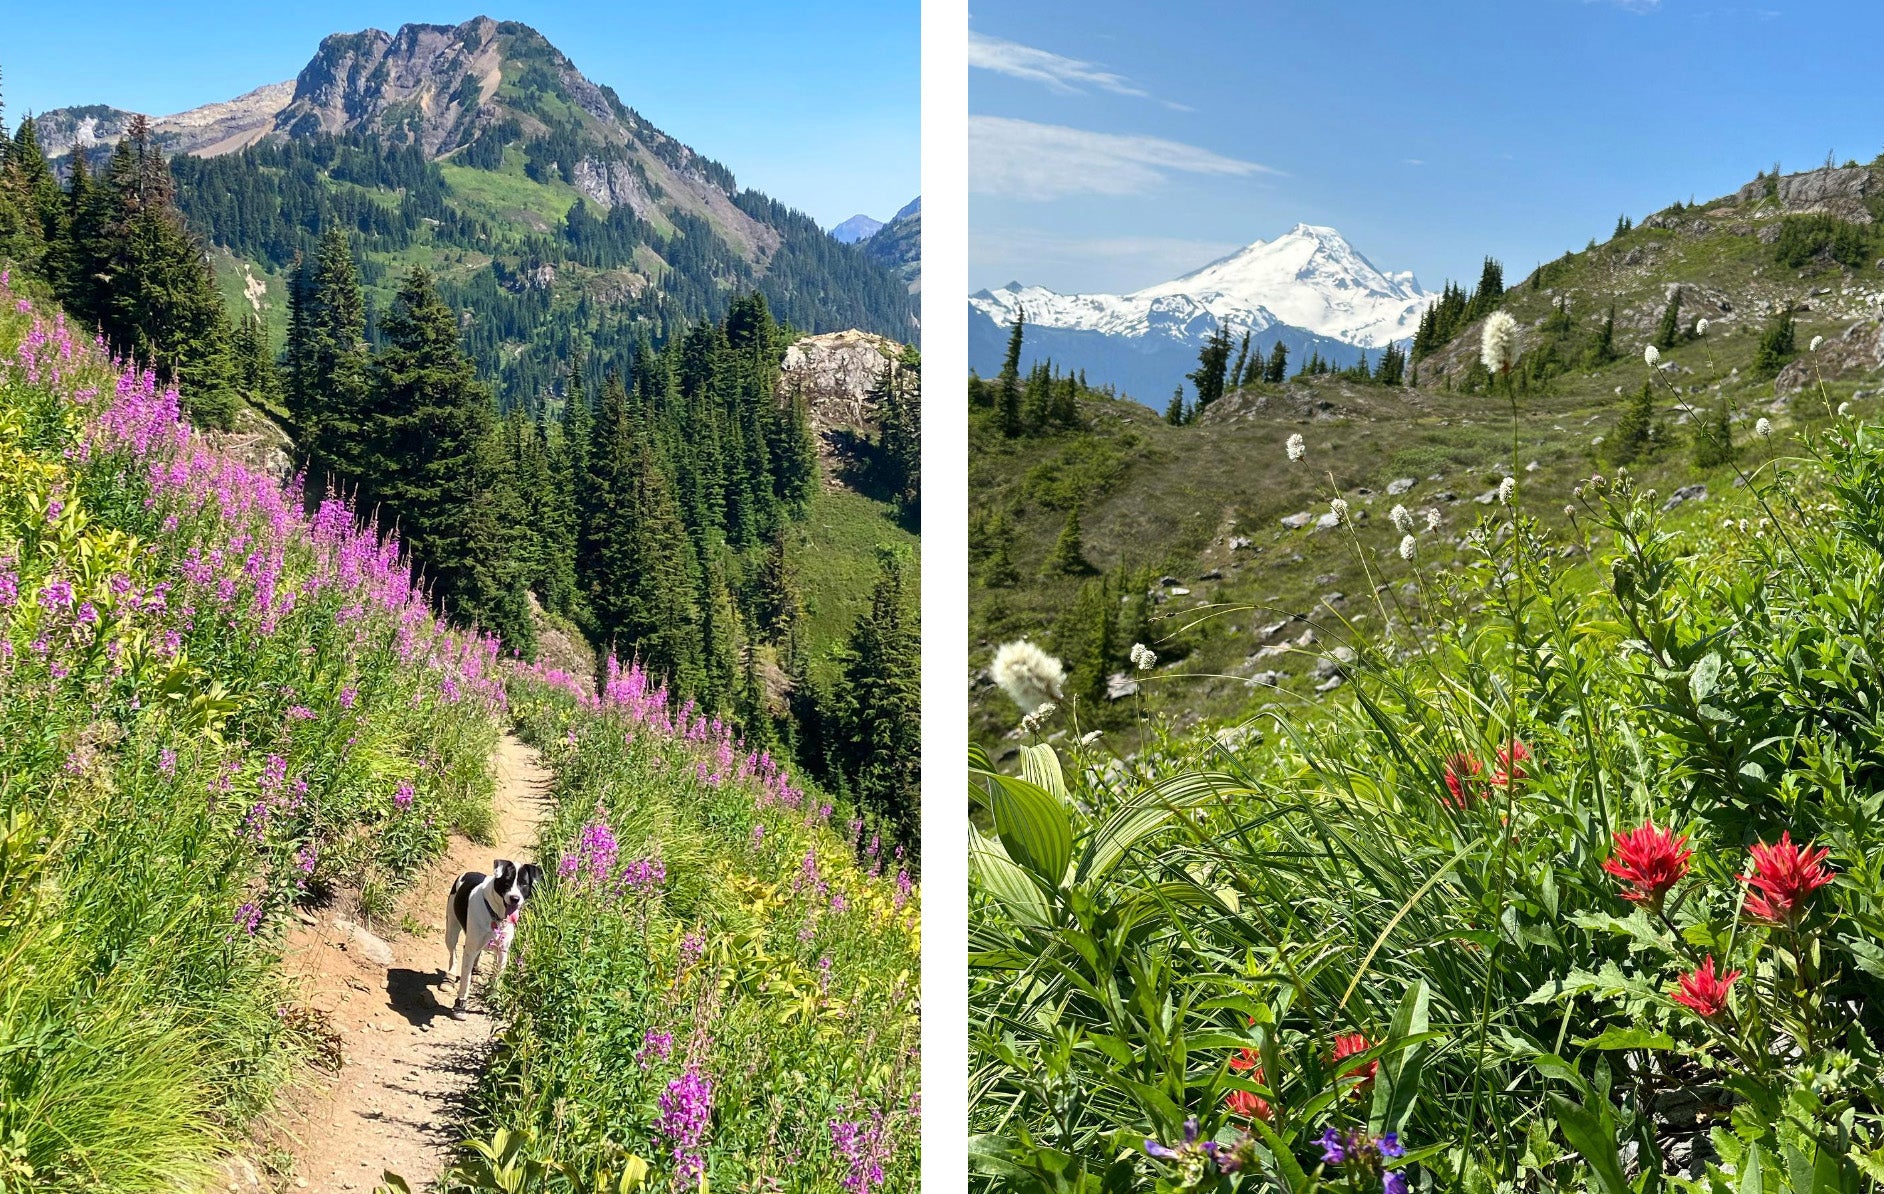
left=968, top=224, right=1432, bottom=404
left=831, top=213, right=885, bottom=243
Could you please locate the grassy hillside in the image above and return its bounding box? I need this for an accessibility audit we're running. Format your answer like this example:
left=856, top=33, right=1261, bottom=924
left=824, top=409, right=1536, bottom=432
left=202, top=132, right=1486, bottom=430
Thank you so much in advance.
left=969, top=160, right=1884, bottom=749
left=0, top=275, right=501, bottom=1186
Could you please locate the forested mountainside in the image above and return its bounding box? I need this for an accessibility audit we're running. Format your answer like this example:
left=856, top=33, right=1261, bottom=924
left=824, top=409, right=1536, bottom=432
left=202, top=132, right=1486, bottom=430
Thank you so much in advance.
left=0, top=26, right=920, bottom=841
left=45, top=16, right=916, bottom=402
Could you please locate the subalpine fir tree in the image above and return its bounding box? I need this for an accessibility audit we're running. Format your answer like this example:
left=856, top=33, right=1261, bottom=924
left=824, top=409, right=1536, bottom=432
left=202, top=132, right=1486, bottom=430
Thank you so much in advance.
left=828, top=547, right=920, bottom=842
left=292, top=230, right=372, bottom=496
left=1754, top=306, right=1796, bottom=377
left=1044, top=504, right=1092, bottom=576
left=7, top=116, right=63, bottom=272
left=1229, top=329, right=1251, bottom=392
left=1464, top=257, right=1505, bottom=322
left=363, top=266, right=495, bottom=611
left=998, top=309, right=1024, bottom=437
left=1164, top=387, right=1187, bottom=426
left=1586, top=302, right=1618, bottom=367
left=981, top=509, right=1020, bottom=588
left=877, top=344, right=921, bottom=523
left=1610, top=381, right=1656, bottom=466
left=1264, top=340, right=1289, bottom=384
left=1656, top=289, right=1683, bottom=350
left=1188, top=322, right=1233, bottom=412
left=1693, top=394, right=1734, bottom=469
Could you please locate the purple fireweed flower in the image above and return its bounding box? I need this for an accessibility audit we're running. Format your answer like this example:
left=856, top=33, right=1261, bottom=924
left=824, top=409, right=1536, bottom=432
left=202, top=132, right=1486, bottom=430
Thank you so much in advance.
left=286, top=704, right=314, bottom=721
left=234, top=902, right=263, bottom=935
left=338, top=686, right=357, bottom=709
left=296, top=843, right=318, bottom=874
left=894, top=869, right=912, bottom=911
left=568, top=820, right=619, bottom=882
left=158, top=748, right=177, bottom=777
left=657, top=1065, right=713, bottom=1181
left=0, top=571, right=16, bottom=608
left=39, top=580, right=73, bottom=610
left=751, top=822, right=765, bottom=849
left=680, top=931, right=705, bottom=964
left=636, top=1030, right=675, bottom=1067
left=830, top=1111, right=890, bottom=1193
left=393, top=782, right=415, bottom=811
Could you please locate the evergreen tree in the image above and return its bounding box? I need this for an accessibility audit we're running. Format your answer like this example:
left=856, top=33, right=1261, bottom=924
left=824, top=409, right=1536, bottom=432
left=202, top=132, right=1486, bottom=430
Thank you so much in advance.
left=1464, top=257, right=1505, bottom=322
left=981, top=509, right=1020, bottom=588
left=998, top=309, right=1024, bottom=437
left=827, top=548, right=920, bottom=842
left=877, top=343, right=921, bottom=523
left=363, top=267, right=495, bottom=614
left=1610, top=382, right=1656, bottom=466
left=1188, top=322, right=1233, bottom=412
left=1655, top=288, right=1683, bottom=350
left=295, top=230, right=374, bottom=498
left=1264, top=340, right=1289, bottom=384
left=1230, top=329, right=1251, bottom=392
left=1164, top=386, right=1187, bottom=426
left=1754, top=306, right=1797, bottom=377
left=1693, top=393, right=1734, bottom=468
left=1044, top=504, right=1092, bottom=576
left=1585, top=302, right=1617, bottom=367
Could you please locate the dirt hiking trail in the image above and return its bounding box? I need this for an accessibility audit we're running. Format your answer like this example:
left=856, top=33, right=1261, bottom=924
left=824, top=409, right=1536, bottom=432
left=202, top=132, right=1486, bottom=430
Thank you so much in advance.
left=239, top=733, right=553, bottom=1192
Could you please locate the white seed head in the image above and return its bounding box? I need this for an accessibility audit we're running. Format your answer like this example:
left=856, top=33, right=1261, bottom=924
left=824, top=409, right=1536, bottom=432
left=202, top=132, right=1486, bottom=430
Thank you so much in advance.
left=1695, top=318, right=1710, bottom=336
left=1330, top=497, right=1350, bottom=524
left=1129, top=642, right=1157, bottom=672
left=1390, top=504, right=1414, bottom=534
left=1079, top=730, right=1103, bottom=746
left=1497, top=477, right=1517, bottom=505
left=1644, top=344, right=1661, bottom=367
left=1810, top=335, right=1825, bottom=352
left=1481, top=311, right=1520, bottom=374
left=1399, top=534, right=1418, bottom=561
left=992, top=640, right=1066, bottom=712
left=1756, top=417, right=1773, bottom=438
left=1285, top=433, right=1307, bottom=462
left=1840, top=402, right=1853, bottom=417
left=1564, top=504, right=1577, bottom=518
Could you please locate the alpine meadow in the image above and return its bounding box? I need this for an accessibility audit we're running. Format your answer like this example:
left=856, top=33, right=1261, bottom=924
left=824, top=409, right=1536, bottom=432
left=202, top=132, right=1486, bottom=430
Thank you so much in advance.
left=0, top=7, right=918, bottom=1191
left=968, top=6, right=1884, bottom=1191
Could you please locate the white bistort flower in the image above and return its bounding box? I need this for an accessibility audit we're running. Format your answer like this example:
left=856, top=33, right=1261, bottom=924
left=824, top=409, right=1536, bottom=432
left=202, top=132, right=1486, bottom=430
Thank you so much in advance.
left=1399, top=534, right=1418, bottom=561
left=1129, top=642, right=1157, bottom=672
left=1840, top=402, right=1853, bottom=417
left=1330, top=497, right=1350, bottom=524
left=1020, top=701, right=1057, bottom=735
left=1644, top=344, right=1661, bottom=367
left=992, top=640, right=1065, bottom=713
left=1286, top=433, right=1307, bottom=462
left=1481, top=311, right=1520, bottom=374
left=1390, top=504, right=1414, bottom=534
left=1497, top=477, right=1517, bottom=504
left=1756, top=417, right=1773, bottom=438
left=1695, top=318, right=1710, bottom=336
left=1425, top=509, right=1443, bottom=532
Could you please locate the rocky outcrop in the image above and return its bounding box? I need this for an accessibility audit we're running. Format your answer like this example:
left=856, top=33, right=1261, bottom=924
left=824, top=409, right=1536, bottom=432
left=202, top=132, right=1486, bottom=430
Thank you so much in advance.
left=571, top=157, right=658, bottom=221
left=1733, top=165, right=1877, bottom=223
left=1774, top=319, right=1884, bottom=394
left=36, top=81, right=293, bottom=160
left=778, top=330, right=900, bottom=437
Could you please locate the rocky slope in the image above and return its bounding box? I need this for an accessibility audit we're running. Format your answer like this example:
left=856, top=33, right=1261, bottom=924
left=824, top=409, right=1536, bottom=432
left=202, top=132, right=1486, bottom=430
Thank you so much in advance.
left=864, top=196, right=921, bottom=293
left=34, top=81, right=293, bottom=159
left=779, top=328, right=901, bottom=482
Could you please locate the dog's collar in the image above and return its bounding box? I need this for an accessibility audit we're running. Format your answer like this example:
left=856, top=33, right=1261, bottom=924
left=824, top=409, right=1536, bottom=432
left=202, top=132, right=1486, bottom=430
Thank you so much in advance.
left=483, top=883, right=508, bottom=921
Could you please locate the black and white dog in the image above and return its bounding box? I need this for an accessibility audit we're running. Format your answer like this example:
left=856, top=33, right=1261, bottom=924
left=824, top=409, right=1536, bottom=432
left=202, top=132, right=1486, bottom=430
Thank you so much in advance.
left=443, top=859, right=542, bottom=1019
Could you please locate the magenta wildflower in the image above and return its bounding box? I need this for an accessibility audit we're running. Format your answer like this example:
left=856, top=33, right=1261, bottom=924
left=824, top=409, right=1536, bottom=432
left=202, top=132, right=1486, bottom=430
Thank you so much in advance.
left=657, top=1065, right=713, bottom=1181
left=636, top=1029, right=675, bottom=1067
left=830, top=1111, right=891, bottom=1193
left=393, top=782, right=415, bottom=811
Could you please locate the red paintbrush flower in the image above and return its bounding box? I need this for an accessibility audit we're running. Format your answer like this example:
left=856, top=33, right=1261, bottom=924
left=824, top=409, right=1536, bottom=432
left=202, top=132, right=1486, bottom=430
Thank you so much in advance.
left=1671, top=955, right=1741, bottom=1019
left=1601, top=820, right=1692, bottom=909
left=1492, top=740, right=1533, bottom=790
left=1225, top=1049, right=1273, bottom=1122
left=1738, top=831, right=1834, bottom=927
left=1443, top=752, right=1485, bottom=808
left=1332, top=1032, right=1377, bottom=1096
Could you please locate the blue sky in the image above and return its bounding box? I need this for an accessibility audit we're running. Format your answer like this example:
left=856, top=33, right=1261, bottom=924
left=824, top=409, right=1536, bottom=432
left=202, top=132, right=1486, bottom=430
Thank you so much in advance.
left=4, top=2, right=917, bottom=230
left=972, top=0, right=1884, bottom=296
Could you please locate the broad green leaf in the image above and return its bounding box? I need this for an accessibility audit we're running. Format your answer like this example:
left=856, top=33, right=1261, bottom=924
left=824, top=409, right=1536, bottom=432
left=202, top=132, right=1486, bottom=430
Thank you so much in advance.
left=1547, top=1093, right=1629, bottom=1194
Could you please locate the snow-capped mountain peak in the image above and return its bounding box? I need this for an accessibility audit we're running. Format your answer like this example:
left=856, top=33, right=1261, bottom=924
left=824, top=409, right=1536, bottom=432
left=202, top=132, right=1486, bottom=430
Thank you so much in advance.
left=1130, top=224, right=1429, bottom=347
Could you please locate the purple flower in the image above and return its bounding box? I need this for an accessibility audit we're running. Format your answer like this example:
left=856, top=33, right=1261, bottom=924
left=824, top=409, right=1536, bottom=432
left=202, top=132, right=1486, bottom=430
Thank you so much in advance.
left=636, top=1029, right=675, bottom=1067
left=233, top=902, right=263, bottom=935
left=338, top=686, right=357, bottom=709
left=286, top=704, right=314, bottom=721
left=0, top=571, right=16, bottom=608
left=393, top=782, right=414, bottom=811
left=1384, top=1173, right=1408, bottom=1194
left=680, top=931, right=705, bottom=964
left=657, top=1065, right=713, bottom=1181
left=158, top=748, right=177, bottom=777
left=1379, top=1132, right=1405, bottom=1160
left=830, top=1111, right=891, bottom=1193
left=1321, top=1128, right=1347, bottom=1165
left=39, top=580, right=73, bottom=610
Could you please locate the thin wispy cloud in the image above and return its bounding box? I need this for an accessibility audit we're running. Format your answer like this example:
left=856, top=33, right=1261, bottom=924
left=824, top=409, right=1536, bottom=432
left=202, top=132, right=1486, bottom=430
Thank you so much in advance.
left=971, top=116, right=1276, bottom=201
left=969, top=31, right=1191, bottom=110
left=970, top=32, right=1147, bottom=97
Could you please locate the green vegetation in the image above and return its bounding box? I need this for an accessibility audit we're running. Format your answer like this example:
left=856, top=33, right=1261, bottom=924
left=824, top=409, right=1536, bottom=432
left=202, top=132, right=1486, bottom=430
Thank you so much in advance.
left=0, top=266, right=499, bottom=1189
left=441, top=661, right=919, bottom=1192
left=971, top=406, right=1884, bottom=1189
